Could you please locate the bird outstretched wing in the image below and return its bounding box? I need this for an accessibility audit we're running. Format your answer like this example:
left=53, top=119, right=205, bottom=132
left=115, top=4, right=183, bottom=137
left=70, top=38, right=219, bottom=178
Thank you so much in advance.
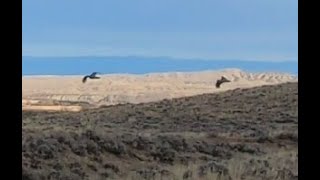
left=220, top=76, right=231, bottom=83
left=215, top=76, right=231, bottom=88
left=215, top=80, right=222, bottom=88
left=82, top=76, right=89, bottom=83
left=90, top=72, right=100, bottom=77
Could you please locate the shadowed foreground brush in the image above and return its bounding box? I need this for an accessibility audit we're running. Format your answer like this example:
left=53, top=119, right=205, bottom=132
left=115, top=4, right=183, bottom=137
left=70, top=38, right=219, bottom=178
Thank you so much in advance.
left=22, top=82, right=297, bottom=180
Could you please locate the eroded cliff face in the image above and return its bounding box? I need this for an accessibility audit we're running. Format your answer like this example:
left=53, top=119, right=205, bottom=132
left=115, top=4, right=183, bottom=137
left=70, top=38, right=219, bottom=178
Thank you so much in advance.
left=22, top=69, right=298, bottom=106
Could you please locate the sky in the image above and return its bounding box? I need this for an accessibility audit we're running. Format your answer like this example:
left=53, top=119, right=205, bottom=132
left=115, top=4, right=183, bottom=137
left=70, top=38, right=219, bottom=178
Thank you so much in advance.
left=22, top=0, right=298, bottom=62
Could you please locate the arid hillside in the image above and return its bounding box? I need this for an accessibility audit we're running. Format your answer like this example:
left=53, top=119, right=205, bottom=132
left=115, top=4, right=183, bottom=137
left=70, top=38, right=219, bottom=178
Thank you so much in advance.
left=22, top=82, right=298, bottom=180
left=22, top=69, right=297, bottom=107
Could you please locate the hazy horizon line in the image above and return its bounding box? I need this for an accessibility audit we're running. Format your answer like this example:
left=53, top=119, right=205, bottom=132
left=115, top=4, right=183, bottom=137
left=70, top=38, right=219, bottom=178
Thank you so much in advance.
left=22, top=55, right=298, bottom=63
left=22, top=68, right=298, bottom=77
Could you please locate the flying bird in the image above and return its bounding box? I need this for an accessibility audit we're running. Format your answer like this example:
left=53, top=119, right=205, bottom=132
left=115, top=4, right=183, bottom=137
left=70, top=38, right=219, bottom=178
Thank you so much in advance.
left=82, top=72, right=101, bottom=83
left=215, top=76, right=231, bottom=88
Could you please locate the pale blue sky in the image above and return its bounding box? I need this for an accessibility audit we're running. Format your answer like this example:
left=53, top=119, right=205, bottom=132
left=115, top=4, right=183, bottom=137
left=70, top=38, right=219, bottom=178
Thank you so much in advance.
left=23, top=0, right=298, bottom=62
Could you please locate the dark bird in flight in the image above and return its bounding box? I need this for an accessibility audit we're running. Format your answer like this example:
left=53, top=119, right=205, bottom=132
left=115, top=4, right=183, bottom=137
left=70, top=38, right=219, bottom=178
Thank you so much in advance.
left=215, top=76, right=231, bottom=88
left=82, top=72, right=101, bottom=83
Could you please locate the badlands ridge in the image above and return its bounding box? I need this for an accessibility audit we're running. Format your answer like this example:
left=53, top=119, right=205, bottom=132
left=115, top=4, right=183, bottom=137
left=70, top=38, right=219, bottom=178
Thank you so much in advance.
left=22, top=69, right=297, bottom=111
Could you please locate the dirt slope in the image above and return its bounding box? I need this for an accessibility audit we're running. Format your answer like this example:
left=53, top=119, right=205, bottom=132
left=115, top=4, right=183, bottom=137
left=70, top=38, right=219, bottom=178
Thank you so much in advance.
left=22, top=82, right=298, bottom=180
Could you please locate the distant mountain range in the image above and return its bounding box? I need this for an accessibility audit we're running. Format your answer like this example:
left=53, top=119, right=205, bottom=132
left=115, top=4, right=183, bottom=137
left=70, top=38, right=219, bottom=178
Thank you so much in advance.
left=22, top=56, right=298, bottom=75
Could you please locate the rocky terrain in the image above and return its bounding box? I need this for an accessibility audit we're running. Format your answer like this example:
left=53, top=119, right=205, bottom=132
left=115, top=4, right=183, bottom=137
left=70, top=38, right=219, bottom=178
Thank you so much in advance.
left=22, top=82, right=298, bottom=180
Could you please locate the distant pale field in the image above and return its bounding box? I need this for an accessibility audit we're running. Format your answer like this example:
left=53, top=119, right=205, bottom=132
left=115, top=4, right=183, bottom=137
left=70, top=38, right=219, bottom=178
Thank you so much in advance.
left=22, top=69, right=297, bottom=111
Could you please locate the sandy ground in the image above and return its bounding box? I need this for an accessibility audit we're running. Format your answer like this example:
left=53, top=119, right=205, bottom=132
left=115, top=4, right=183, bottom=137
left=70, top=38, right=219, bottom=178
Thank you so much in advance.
left=22, top=105, right=82, bottom=112
left=22, top=68, right=297, bottom=111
